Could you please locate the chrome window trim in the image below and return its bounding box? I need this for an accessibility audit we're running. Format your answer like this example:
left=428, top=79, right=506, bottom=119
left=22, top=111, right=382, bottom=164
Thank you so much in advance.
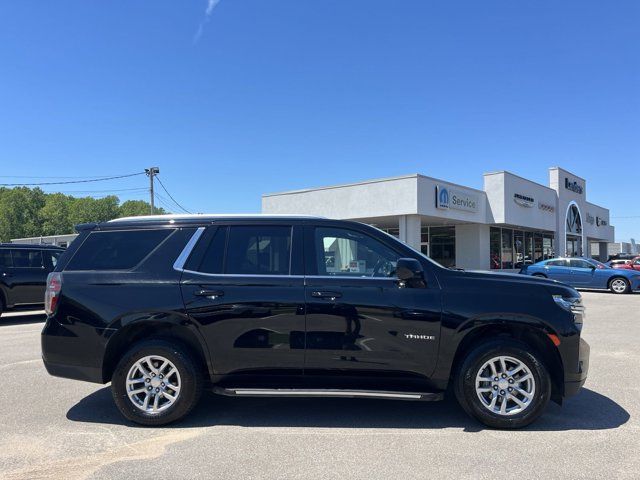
left=173, top=227, right=205, bottom=271
left=178, top=270, right=392, bottom=280
left=181, top=269, right=304, bottom=279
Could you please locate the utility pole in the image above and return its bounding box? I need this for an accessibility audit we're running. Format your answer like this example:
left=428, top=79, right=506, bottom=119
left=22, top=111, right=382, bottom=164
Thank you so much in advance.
left=145, top=167, right=160, bottom=214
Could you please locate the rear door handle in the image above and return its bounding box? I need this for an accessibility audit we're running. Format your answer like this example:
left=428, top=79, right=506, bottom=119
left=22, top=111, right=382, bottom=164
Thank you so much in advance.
left=311, top=291, right=342, bottom=300
left=195, top=289, right=225, bottom=299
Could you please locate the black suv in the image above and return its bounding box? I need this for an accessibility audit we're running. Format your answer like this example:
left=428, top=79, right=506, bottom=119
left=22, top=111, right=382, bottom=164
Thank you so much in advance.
left=0, top=243, right=65, bottom=314
left=42, top=215, right=589, bottom=429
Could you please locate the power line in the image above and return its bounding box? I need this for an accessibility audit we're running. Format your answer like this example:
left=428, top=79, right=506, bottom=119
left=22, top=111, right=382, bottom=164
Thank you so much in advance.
left=0, top=174, right=136, bottom=179
left=154, top=192, right=178, bottom=213
left=46, top=188, right=149, bottom=194
left=155, top=176, right=192, bottom=214
left=0, top=172, right=145, bottom=186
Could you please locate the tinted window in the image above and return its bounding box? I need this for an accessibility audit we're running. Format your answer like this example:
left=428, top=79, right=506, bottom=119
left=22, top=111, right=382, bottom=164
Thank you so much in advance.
left=0, top=250, right=12, bottom=268
left=224, top=226, right=291, bottom=275
left=546, top=259, right=567, bottom=267
left=315, top=227, right=400, bottom=277
left=66, top=229, right=173, bottom=271
left=11, top=250, right=44, bottom=268
left=45, top=250, right=62, bottom=269
left=197, top=227, right=227, bottom=274
left=570, top=259, right=592, bottom=268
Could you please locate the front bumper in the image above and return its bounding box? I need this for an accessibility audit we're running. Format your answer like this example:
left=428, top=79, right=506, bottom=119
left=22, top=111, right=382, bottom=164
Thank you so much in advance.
left=564, top=337, right=590, bottom=397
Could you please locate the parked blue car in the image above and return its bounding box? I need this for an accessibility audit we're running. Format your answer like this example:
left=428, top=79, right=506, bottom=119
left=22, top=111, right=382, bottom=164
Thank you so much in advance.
left=520, top=257, right=640, bottom=294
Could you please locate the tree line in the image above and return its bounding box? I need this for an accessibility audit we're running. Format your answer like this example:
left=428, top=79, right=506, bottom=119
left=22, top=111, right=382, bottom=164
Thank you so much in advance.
left=0, top=187, right=165, bottom=242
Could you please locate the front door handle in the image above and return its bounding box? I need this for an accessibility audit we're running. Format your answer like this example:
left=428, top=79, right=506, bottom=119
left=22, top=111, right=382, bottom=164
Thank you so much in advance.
left=311, top=291, right=342, bottom=300
left=195, top=289, right=224, bottom=299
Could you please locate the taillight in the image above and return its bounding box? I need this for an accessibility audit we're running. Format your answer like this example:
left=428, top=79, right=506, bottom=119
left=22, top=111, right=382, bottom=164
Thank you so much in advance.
left=45, top=272, right=62, bottom=315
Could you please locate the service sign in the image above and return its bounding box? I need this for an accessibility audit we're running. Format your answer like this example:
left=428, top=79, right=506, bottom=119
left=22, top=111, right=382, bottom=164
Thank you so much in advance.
left=436, top=185, right=478, bottom=213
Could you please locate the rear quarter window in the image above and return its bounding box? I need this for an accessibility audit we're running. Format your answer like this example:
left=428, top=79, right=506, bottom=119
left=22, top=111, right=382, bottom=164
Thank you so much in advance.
left=65, top=229, right=174, bottom=271
left=0, top=250, right=12, bottom=268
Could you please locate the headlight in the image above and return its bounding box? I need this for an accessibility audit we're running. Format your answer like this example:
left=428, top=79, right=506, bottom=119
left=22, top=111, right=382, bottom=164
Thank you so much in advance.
left=553, top=295, right=585, bottom=324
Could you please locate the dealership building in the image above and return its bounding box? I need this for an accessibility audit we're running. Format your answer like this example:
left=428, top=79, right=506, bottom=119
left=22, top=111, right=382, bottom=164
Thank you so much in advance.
left=262, top=167, right=615, bottom=271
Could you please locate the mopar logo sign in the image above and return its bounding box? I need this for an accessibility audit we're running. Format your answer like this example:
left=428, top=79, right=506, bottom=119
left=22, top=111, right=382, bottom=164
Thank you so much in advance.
left=436, top=185, right=450, bottom=209
left=435, top=185, right=478, bottom=212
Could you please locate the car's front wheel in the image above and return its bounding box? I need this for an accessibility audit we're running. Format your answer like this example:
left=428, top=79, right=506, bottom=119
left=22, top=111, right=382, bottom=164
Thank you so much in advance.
left=454, top=339, right=551, bottom=429
left=609, top=277, right=630, bottom=294
left=111, top=339, right=203, bottom=426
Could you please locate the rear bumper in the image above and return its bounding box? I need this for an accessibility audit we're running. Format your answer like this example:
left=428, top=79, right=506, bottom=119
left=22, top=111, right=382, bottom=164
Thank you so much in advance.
left=41, top=315, right=112, bottom=384
left=42, top=358, right=104, bottom=383
left=563, top=337, right=590, bottom=397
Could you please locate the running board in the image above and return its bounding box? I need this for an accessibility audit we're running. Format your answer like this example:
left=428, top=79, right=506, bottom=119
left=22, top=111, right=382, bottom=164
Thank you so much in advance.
left=212, top=387, right=443, bottom=401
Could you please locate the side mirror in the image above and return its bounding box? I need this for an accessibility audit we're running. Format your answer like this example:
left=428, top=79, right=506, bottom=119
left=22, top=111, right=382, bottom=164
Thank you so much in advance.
left=396, top=258, right=424, bottom=282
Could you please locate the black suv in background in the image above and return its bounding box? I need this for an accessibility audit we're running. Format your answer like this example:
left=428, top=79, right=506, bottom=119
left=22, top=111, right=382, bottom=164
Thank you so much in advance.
left=0, top=244, right=64, bottom=314
left=41, top=215, right=589, bottom=429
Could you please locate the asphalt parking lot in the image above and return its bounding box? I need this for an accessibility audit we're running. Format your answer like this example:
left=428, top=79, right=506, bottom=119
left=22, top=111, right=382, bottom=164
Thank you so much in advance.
left=0, top=292, right=638, bottom=480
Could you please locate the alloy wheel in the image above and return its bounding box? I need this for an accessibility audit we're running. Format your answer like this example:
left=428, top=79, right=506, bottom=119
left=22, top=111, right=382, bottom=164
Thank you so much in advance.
left=610, top=279, right=628, bottom=294
left=475, top=355, right=536, bottom=416
left=125, top=355, right=181, bottom=413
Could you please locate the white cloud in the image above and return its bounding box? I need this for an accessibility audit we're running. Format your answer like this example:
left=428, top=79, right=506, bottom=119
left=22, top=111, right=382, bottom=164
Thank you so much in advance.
left=194, top=0, right=222, bottom=44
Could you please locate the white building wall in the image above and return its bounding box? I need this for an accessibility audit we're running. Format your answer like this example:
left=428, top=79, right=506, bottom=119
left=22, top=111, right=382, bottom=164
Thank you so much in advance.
left=398, top=215, right=421, bottom=251
left=455, top=224, right=490, bottom=270
left=262, top=175, right=419, bottom=219
left=484, top=171, right=557, bottom=231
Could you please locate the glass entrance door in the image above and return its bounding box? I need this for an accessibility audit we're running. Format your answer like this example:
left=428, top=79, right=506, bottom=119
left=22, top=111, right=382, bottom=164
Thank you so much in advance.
left=566, top=235, right=582, bottom=257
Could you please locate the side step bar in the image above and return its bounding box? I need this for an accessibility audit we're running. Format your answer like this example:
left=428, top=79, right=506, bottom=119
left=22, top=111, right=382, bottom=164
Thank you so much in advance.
left=213, top=387, right=443, bottom=401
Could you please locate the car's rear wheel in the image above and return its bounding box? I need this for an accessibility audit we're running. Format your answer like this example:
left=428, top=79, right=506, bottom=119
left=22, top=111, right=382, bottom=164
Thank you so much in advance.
left=111, top=339, right=203, bottom=426
left=532, top=273, right=546, bottom=278
left=609, top=277, right=630, bottom=294
left=454, top=339, right=551, bottom=429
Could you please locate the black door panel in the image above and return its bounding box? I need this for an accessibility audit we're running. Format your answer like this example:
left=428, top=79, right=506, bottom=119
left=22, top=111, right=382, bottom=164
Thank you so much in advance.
left=304, top=277, right=441, bottom=381
left=181, top=275, right=306, bottom=376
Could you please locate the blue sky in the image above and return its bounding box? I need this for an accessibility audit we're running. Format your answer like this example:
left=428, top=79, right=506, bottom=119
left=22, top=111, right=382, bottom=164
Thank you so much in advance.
left=0, top=1, right=638, bottom=239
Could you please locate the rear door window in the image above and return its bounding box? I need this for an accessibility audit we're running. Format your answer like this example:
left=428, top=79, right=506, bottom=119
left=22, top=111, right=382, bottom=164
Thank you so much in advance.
left=196, top=227, right=227, bottom=274
left=224, top=225, right=291, bottom=275
left=66, top=229, right=173, bottom=271
left=570, top=259, right=592, bottom=269
left=11, top=250, right=44, bottom=268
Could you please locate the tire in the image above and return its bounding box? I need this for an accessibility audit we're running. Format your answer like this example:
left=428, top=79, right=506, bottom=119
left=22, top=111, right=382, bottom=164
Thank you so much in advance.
left=454, top=339, right=551, bottom=429
left=609, top=277, right=630, bottom=294
left=532, top=273, right=546, bottom=278
left=111, top=339, right=203, bottom=426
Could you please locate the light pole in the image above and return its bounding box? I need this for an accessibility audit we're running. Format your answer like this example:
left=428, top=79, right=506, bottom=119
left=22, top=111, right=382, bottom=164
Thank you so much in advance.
left=145, top=167, right=160, bottom=214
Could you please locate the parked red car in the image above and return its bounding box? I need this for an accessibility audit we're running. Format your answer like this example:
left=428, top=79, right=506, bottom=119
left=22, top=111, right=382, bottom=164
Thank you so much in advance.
left=609, top=257, right=640, bottom=271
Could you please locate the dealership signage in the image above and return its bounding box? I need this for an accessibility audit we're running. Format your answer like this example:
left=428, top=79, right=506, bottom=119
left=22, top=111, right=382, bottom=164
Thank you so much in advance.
left=565, top=177, right=584, bottom=195
left=513, top=193, right=535, bottom=208
left=435, top=185, right=478, bottom=212
left=596, top=217, right=608, bottom=227
left=538, top=202, right=555, bottom=213
left=586, top=213, right=595, bottom=225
